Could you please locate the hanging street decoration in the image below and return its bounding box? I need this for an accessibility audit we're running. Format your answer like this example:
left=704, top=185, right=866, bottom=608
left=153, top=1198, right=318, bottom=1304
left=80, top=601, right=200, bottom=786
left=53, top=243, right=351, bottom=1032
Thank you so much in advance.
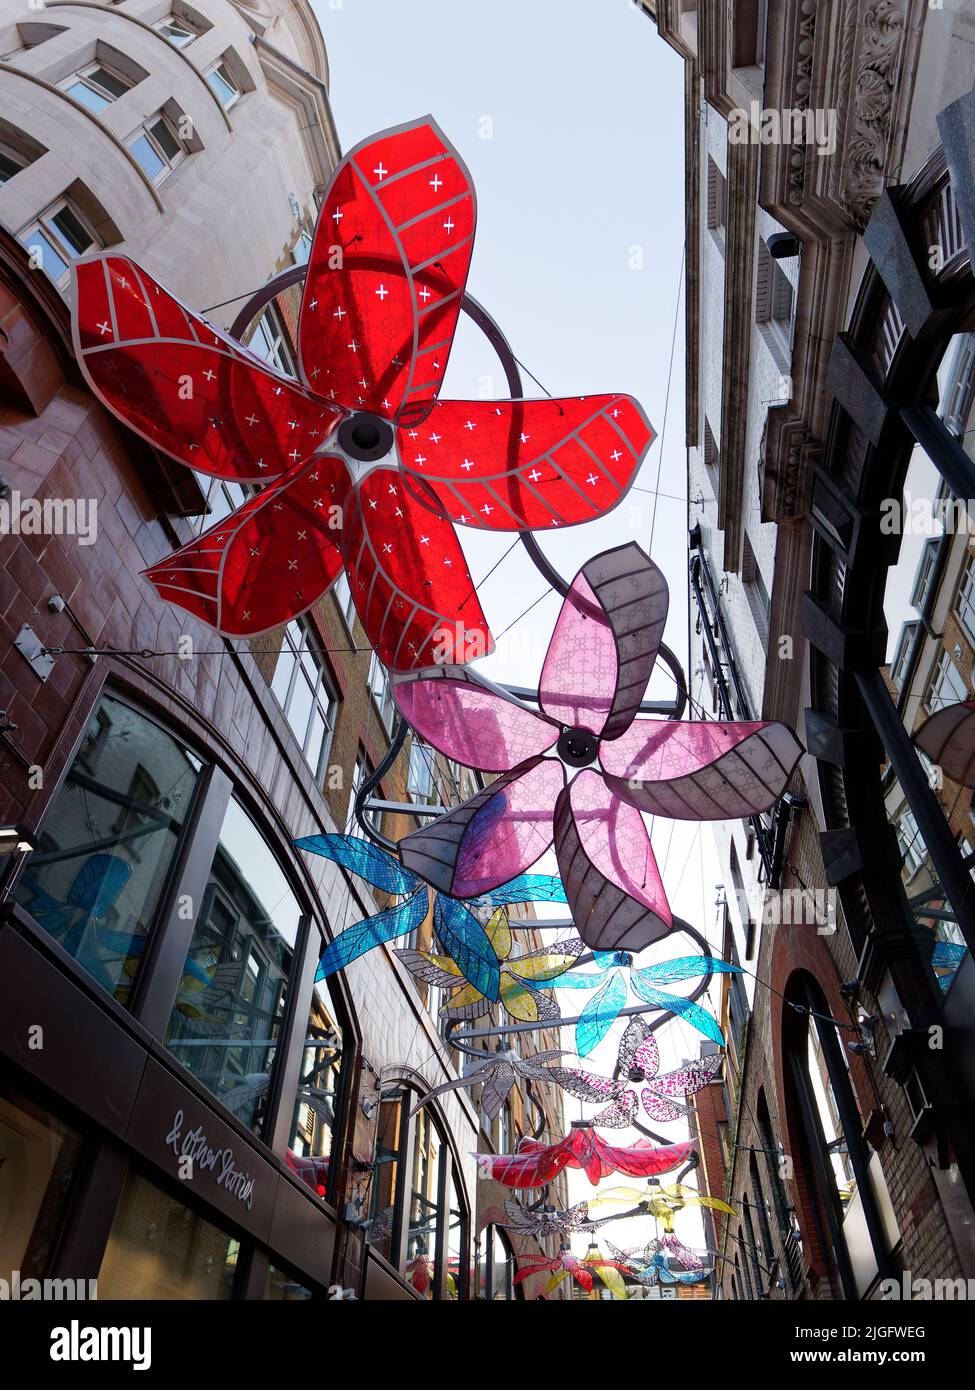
left=395, top=544, right=803, bottom=950
left=475, top=1124, right=695, bottom=1188
left=412, top=1044, right=566, bottom=1121
left=294, top=834, right=565, bottom=995
left=396, top=911, right=583, bottom=1025
left=515, top=1245, right=629, bottom=1298
left=549, top=1016, right=724, bottom=1125
left=71, top=118, right=656, bottom=671
left=498, top=1195, right=602, bottom=1238
left=606, top=1239, right=710, bottom=1288
left=588, top=1182, right=736, bottom=1229
left=549, top=950, right=740, bottom=1055
left=914, top=700, right=975, bottom=786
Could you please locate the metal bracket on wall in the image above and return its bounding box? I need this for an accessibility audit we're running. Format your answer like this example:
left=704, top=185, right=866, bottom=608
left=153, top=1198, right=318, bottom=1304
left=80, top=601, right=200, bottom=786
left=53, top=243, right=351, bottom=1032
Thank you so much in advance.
left=14, top=624, right=55, bottom=681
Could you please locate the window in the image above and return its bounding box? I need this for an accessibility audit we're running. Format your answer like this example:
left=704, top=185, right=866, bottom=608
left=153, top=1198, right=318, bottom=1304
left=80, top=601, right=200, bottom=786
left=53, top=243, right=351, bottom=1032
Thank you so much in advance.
left=910, top=536, right=941, bottom=612
left=368, top=652, right=396, bottom=734
left=368, top=1089, right=468, bottom=1299
left=756, top=240, right=795, bottom=369
left=292, top=231, right=313, bottom=265
left=707, top=157, right=726, bottom=247
left=284, top=976, right=344, bottom=1204
left=956, top=554, right=975, bottom=645
left=128, top=113, right=186, bottom=183
left=742, top=532, right=770, bottom=645
left=0, top=1085, right=84, bottom=1282
left=346, top=747, right=377, bottom=837
left=265, top=1263, right=313, bottom=1300
left=896, top=805, right=925, bottom=879
left=270, top=619, right=337, bottom=784
left=407, top=741, right=436, bottom=805
left=478, top=1223, right=516, bottom=1300
left=164, top=796, right=303, bottom=1136
left=19, top=200, right=99, bottom=290
left=246, top=306, right=295, bottom=378
left=15, top=695, right=202, bottom=1003
left=926, top=647, right=968, bottom=711
left=0, top=145, right=24, bottom=185
left=890, top=621, right=919, bottom=692
left=97, top=1172, right=239, bottom=1299
left=153, top=13, right=203, bottom=48
left=63, top=63, right=131, bottom=113
left=331, top=570, right=357, bottom=631
left=206, top=60, right=241, bottom=109
left=703, top=417, right=720, bottom=474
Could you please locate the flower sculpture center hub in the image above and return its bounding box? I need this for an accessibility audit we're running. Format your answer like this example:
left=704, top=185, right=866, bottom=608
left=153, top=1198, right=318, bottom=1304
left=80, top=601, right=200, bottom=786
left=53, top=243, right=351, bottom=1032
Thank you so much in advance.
left=339, top=411, right=395, bottom=463
left=628, top=1067, right=646, bottom=1083
left=558, top=727, right=600, bottom=768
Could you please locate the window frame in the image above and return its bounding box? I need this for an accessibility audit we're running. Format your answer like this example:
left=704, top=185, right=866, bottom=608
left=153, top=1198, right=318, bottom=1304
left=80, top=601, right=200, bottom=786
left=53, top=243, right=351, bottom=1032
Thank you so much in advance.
left=127, top=111, right=187, bottom=185
left=61, top=61, right=132, bottom=112
left=367, top=652, right=396, bottom=735
left=19, top=197, right=101, bottom=290
left=925, top=646, right=968, bottom=712
left=205, top=59, right=242, bottom=110
left=153, top=13, right=203, bottom=48
left=270, top=618, right=339, bottom=786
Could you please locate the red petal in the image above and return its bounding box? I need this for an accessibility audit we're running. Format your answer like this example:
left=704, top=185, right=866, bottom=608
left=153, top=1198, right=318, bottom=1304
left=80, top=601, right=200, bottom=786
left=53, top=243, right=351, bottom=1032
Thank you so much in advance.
left=72, top=255, right=344, bottom=481
left=343, top=467, right=492, bottom=671
left=553, top=772, right=672, bottom=953
left=600, top=719, right=803, bottom=818
left=299, top=118, right=475, bottom=422
left=397, top=396, right=654, bottom=529
left=143, top=454, right=350, bottom=636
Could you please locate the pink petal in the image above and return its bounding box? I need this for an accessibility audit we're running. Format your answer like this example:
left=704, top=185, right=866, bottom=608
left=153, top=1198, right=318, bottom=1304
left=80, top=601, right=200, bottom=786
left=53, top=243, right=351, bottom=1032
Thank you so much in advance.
left=399, top=757, right=564, bottom=897
left=600, top=719, right=803, bottom=819
left=539, top=544, right=668, bottom=738
left=398, top=395, right=654, bottom=528
left=913, top=700, right=975, bottom=787
left=592, top=1091, right=639, bottom=1129
left=143, top=454, right=350, bottom=636
left=343, top=468, right=493, bottom=671
left=298, top=118, right=475, bottom=422
left=553, top=772, right=672, bottom=953
left=393, top=669, right=559, bottom=772
left=640, top=1090, right=685, bottom=1123
left=73, top=255, right=344, bottom=481
left=632, top=1032, right=660, bottom=1080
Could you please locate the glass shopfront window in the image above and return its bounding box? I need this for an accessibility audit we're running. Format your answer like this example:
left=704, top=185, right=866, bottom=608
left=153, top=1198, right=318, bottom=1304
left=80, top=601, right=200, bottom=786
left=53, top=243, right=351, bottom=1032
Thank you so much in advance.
left=0, top=1085, right=83, bottom=1285
left=478, top=1224, right=515, bottom=1300
left=165, top=796, right=302, bottom=1137
left=284, top=977, right=344, bottom=1202
left=98, top=1172, right=238, bottom=1299
left=15, top=696, right=202, bottom=1004
left=366, top=1088, right=468, bottom=1299
left=265, top=1262, right=313, bottom=1300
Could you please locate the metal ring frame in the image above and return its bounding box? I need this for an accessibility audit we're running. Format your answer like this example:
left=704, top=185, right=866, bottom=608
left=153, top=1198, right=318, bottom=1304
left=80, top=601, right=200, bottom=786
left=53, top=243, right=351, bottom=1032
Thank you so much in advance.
left=231, top=266, right=711, bottom=1154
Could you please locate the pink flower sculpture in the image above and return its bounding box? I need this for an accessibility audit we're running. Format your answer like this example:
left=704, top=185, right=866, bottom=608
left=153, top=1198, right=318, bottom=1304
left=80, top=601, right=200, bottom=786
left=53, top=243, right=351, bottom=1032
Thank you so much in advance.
left=71, top=117, right=655, bottom=671
left=395, top=543, right=802, bottom=949
left=476, top=1125, right=695, bottom=1189
left=549, top=1016, right=723, bottom=1126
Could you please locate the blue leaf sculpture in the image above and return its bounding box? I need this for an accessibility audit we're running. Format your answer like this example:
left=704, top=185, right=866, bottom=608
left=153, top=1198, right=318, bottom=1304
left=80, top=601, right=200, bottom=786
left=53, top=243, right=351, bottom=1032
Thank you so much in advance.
left=317, top=888, right=429, bottom=979
left=435, top=895, right=501, bottom=1002
left=296, top=834, right=419, bottom=897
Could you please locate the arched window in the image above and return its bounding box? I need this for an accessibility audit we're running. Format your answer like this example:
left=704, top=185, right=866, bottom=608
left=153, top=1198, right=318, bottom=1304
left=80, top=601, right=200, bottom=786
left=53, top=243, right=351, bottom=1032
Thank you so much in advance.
left=784, top=972, right=892, bottom=1298
left=367, top=1086, right=470, bottom=1300
left=478, top=1223, right=518, bottom=1300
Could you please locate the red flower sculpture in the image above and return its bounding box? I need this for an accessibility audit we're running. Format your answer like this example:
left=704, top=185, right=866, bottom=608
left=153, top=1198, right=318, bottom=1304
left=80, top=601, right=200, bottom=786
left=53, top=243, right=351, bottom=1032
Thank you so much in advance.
left=475, top=1124, right=694, bottom=1188
left=396, top=543, right=803, bottom=948
left=72, top=117, right=655, bottom=671
left=515, top=1248, right=630, bottom=1297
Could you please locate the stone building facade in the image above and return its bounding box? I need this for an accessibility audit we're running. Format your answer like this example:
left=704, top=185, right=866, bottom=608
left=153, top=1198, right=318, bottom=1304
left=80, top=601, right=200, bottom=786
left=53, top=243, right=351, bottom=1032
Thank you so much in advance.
left=647, top=0, right=975, bottom=1299
left=0, top=0, right=565, bottom=1301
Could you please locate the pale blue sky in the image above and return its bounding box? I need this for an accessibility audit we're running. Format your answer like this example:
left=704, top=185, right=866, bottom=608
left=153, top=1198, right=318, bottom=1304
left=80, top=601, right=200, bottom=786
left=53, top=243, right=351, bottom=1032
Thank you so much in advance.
left=313, top=0, right=723, bottom=1261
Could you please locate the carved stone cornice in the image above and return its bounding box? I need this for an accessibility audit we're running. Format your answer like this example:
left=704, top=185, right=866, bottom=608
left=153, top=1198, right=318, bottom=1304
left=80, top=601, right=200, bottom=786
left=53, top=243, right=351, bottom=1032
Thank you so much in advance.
left=762, top=0, right=926, bottom=239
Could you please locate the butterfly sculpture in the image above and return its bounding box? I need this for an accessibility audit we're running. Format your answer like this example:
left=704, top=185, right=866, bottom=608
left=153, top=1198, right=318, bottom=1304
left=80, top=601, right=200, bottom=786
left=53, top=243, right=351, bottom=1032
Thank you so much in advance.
left=72, top=118, right=655, bottom=671
left=395, top=543, right=802, bottom=948
left=606, top=1239, right=710, bottom=1288
left=295, top=834, right=565, bottom=1000
left=476, top=1125, right=695, bottom=1189
left=549, top=1016, right=724, bottom=1126
left=515, top=1245, right=629, bottom=1299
